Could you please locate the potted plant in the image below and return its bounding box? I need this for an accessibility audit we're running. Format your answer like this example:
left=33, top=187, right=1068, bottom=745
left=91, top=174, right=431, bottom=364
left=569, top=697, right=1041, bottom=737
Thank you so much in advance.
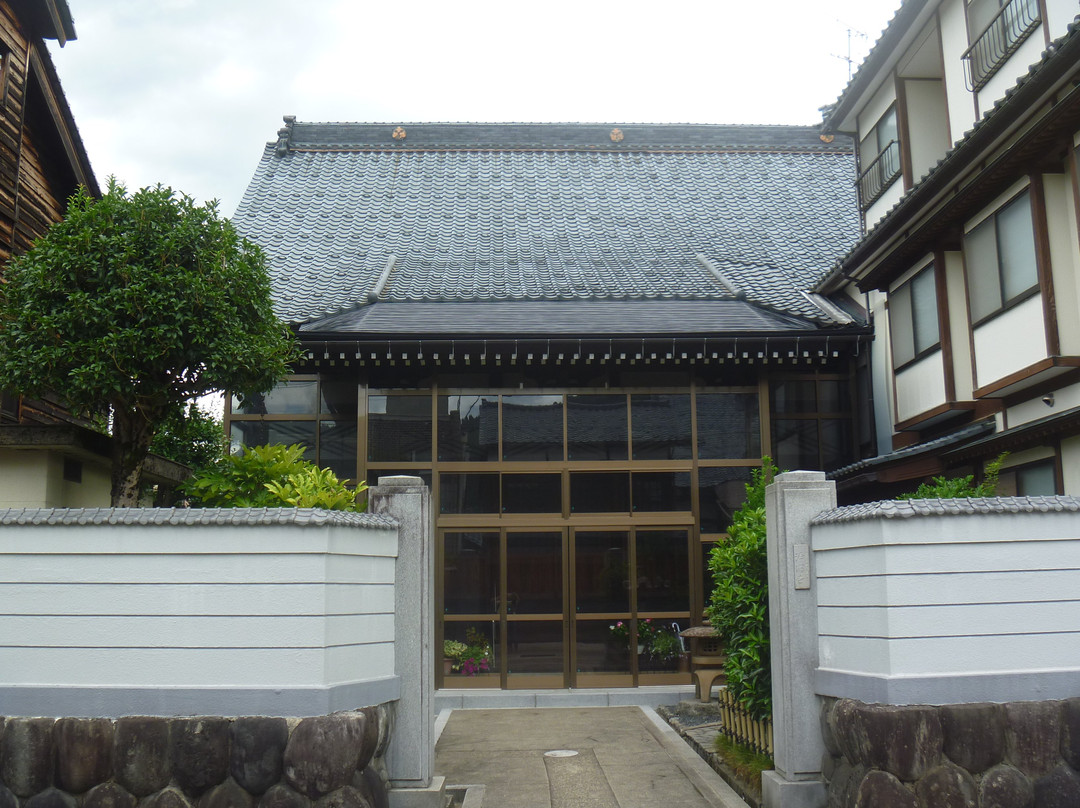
left=443, top=639, right=467, bottom=675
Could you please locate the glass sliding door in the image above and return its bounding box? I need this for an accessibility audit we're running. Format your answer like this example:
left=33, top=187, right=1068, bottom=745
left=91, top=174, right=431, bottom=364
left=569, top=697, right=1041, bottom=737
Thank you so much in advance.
left=505, top=530, right=567, bottom=688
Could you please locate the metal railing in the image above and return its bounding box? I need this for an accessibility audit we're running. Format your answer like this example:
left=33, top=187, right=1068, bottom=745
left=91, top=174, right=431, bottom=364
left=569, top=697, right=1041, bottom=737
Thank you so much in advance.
left=856, top=139, right=901, bottom=212
left=962, top=0, right=1041, bottom=92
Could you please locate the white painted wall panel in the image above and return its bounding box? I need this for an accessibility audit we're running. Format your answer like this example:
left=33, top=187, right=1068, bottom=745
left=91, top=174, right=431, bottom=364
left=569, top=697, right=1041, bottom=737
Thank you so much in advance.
left=1046, top=0, right=1080, bottom=35
left=0, top=518, right=399, bottom=693
left=813, top=507, right=1080, bottom=684
left=894, top=351, right=947, bottom=422
left=1044, top=172, right=1080, bottom=355
left=865, top=180, right=906, bottom=231
left=973, top=294, right=1046, bottom=387
left=939, top=0, right=977, bottom=145
left=976, top=31, right=1053, bottom=112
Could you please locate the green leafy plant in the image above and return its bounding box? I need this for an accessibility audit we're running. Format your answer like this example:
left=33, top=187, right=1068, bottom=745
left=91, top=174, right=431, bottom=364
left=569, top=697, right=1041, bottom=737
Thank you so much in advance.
left=649, top=628, right=682, bottom=661
left=713, top=734, right=774, bottom=793
left=897, top=452, right=1008, bottom=500
left=445, top=627, right=492, bottom=675
left=148, top=401, right=226, bottom=472
left=0, top=180, right=295, bottom=506
left=182, top=444, right=365, bottom=511
left=706, top=458, right=778, bottom=721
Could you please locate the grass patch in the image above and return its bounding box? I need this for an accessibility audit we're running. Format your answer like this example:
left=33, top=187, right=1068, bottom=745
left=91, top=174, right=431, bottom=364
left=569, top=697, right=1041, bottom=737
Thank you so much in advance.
left=713, top=733, right=774, bottom=787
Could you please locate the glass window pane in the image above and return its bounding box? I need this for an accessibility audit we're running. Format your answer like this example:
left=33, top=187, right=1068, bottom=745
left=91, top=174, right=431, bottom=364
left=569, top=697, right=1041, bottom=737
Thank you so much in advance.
left=232, top=380, right=317, bottom=415
left=876, top=107, right=897, bottom=153
left=890, top=282, right=915, bottom=366
left=443, top=532, right=499, bottom=615
left=636, top=530, right=689, bottom=612
left=570, top=472, right=630, bottom=513
left=507, top=532, right=563, bottom=613
left=773, top=419, right=819, bottom=471
left=770, top=380, right=816, bottom=414
left=319, top=420, right=357, bottom=480
left=820, top=419, right=853, bottom=471
left=698, top=466, right=752, bottom=534
left=443, top=620, right=498, bottom=677
left=965, top=218, right=1002, bottom=321
left=502, top=474, right=561, bottom=514
left=911, top=268, right=940, bottom=354
left=567, top=394, right=627, bottom=460
left=368, top=395, right=432, bottom=462
left=576, top=620, right=630, bottom=674
left=818, top=380, right=851, bottom=413
left=319, top=380, right=357, bottom=417
left=631, top=472, right=692, bottom=512
left=575, top=531, right=630, bottom=613
left=437, top=395, right=499, bottom=461
left=1017, top=462, right=1056, bottom=496
left=697, top=393, right=761, bottom=459
left=507, top=621, right=563, bottom=675
left=230, top=421, right=316, bottom=462
left=502, top=395, right=563, bottom=461
left=631, top=394, right=692, bottom=460
left=997, top=193, right=1038, bottom=303
left=638, top=619, right=683, bottom=673
left=439, top=473, right=499, bottom=514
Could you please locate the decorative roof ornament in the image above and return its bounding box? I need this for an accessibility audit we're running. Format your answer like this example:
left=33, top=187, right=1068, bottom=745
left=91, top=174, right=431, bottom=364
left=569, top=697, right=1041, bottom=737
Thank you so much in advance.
left=819, top=133, right=835, bottom=143
left=610, top=128, right=624, bottom=143
left=392, top=126, right=407, bottom=140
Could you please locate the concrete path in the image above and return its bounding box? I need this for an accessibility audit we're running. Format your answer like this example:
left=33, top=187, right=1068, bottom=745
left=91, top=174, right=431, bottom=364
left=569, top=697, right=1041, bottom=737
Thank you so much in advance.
left=434, top=706, right=750, bottom=808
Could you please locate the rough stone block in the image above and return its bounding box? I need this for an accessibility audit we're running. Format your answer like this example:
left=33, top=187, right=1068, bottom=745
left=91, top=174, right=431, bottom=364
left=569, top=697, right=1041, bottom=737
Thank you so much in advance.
left=353, top=765, right=388, bottom=808
left=171, top=718, right=231, bottom=797
left=854, top=771, right=916, bottom=808
left=978, top=764, right=1033, bottom=808
left=356, top=710, right=379, bottom=774
left=142, top=787, right=194, bottom=808
left=198, top=779, right=255, bottom=808
left=1033, top=763, right=1080, bottom=808
left=826, top=761, right=865, bottom=808
left=372, top=707, right=392, bottom=760
left=939, top=703, right=1004, bottom=774
left=820, top=698, right=841, bottom=756
left=83, top=782, right=137, bottom=808
left=54, top=718, right=113, bottom=793
left=912, top=762, right=975, bottom=808
left=24, top=787, right=77, bottom=808
left=1005, top=701, right=1062, bottom=777
left=258, top=785, right=310, bottom=808
left=0, top=785, right=18, bottom=808
left=231, top=718, right=289, bottom=795
left=284, top=714, right=367, bottom=798
left=1, top=717, right=56, bottom=796
left=313, top=787, right=371, bottom=808
left=1060, top=697, right=1080, bottom=770
left=114, top=718, right=171, bottom=797
left=832, top=699, right=869, bottom=766
left=857, top=704, right=942, bottom=782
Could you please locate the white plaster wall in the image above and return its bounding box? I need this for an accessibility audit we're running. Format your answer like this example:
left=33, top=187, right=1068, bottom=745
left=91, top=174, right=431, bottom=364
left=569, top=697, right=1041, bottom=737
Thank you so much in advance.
left=895, top=352, right=948, bottom=423
left=814, top=508, right=1080, bottom=678
left=973, top=294, right=1046, bottom=387
left=0, top=450, right=112, bottom=508
left=939, top=0, right=979, bottom=145
left=904, top=79, right=950, bottom=183
left=0, top=519, right=398, bottom=690
left=1044, top=172, right=1080, bottom=355
left=944, top=252, right=975, bottom=400
left=1045, top=0, right=1080, bottom=35
left=866, top=181, right=907, bottom=231
left=1007, top=383, right=1080, bottom=426
left=857, top=81, right=899, bottom=140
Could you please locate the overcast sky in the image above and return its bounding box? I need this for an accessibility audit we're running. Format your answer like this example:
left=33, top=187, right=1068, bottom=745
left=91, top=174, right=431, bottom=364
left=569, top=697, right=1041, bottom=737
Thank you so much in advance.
left=49, top=1, right=901, bottom=216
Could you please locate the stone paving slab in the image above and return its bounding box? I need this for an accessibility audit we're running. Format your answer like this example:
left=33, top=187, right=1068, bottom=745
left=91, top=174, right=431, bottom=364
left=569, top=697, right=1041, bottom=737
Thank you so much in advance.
left=434, top=706, right=749, bottom=808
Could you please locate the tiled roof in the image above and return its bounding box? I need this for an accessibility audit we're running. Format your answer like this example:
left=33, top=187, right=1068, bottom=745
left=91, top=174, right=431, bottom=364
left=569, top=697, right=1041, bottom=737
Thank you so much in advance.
left=827, top=420, right=995, bottom=479
left=0, top=507, right=397, bottom=527
left=234, top=122, right=862, bottom=330
left=813, top=495, right=1080, bottom=525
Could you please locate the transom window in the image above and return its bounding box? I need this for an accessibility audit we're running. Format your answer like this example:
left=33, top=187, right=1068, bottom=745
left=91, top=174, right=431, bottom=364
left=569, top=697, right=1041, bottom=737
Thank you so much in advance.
left=964, top=190, right=1038, bottom=324
left=889, top=264, right=940, bottom=369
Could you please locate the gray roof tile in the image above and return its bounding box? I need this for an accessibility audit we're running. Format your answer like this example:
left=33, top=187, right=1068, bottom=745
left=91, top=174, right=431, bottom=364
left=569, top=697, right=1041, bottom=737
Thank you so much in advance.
left=813, top=495, right=1080, bottom=525
left=235, top=122, right=861, bottom=328
left=0, top=507, right=397, bottom=528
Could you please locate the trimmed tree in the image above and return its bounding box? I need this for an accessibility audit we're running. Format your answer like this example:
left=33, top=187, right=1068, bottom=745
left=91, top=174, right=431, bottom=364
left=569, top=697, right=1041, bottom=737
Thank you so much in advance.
left=0, top=180, right=295, bottom=506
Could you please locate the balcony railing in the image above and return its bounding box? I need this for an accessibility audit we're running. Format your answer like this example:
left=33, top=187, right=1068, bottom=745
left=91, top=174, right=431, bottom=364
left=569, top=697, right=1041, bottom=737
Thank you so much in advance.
left=856, top=139, right=901, bottom=212
left=962, top=0, right=1041, bottom=92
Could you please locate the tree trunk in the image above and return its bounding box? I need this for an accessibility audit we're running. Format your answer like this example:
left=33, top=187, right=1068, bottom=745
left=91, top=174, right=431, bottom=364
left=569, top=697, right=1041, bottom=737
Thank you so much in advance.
left=110, top=407, right=156, bottom=507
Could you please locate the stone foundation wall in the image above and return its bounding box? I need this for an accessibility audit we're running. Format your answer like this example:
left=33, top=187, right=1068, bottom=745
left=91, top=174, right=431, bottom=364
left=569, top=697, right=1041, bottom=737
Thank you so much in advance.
left=0, top=708, right=392, bottom=808
left=821, top=697, right=1080, bottom=807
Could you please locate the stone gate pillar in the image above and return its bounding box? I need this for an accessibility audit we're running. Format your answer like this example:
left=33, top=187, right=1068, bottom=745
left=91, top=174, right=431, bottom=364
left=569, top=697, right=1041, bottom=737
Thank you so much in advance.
left=762, top=471, right=835, bottom=808
left=369, top=476, right=438, bottom=802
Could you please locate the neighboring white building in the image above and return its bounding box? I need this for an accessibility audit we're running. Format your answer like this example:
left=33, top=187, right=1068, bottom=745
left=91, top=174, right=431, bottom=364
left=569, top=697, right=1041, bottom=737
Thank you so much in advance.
left=820, top=0, right=1080, bottom=499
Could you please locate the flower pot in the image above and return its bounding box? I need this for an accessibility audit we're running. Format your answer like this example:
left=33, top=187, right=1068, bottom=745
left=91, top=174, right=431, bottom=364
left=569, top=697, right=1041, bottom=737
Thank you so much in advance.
left=677, top=653, right=690, bottom=673
left=443, top=658, right=453, bottom=676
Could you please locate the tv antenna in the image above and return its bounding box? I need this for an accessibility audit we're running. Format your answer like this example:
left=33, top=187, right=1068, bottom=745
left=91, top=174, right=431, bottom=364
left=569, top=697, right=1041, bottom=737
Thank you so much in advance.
left=831, top=19, right=870, bottom=81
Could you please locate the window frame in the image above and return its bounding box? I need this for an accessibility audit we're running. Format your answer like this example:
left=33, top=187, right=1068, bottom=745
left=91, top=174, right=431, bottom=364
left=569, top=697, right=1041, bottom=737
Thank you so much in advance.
left=856, top=105, right=902, bottom=211
left=889, top=263, right=941, bottom=371
left=963, top=189, right=1040, bottom=327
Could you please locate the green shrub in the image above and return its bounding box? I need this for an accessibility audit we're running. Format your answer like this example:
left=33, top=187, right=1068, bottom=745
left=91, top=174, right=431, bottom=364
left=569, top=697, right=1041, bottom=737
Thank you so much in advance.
left=897, top=452, right=1007, bottom=500
left=706, top=458, right=778, bottom=721
left=182, top=444, right=366, bottom=510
